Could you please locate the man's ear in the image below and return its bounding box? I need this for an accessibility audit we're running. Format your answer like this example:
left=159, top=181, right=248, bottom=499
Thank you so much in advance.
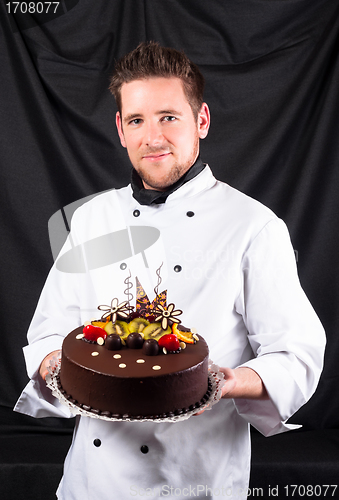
left=116, top=111, right=127, bottom=148
left=198, top=103, right=210, bottom=140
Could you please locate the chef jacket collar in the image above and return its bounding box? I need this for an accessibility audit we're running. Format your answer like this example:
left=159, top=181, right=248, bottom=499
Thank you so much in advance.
left=131, top=156, right=205, bottom=206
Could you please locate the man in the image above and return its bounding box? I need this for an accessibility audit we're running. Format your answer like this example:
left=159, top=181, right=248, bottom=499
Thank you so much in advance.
left=16, top=42, right=325, bottom=499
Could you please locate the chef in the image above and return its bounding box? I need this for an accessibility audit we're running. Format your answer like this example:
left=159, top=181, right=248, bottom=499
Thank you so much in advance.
left=15, top=42, right=326, bottom=499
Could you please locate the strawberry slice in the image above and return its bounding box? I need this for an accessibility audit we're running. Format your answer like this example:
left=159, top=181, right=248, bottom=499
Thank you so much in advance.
left=158, top=333, right=180, bottom=352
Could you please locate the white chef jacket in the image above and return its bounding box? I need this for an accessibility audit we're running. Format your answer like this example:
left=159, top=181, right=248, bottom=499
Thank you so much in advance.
left=15, top=165, right=325, bottom=500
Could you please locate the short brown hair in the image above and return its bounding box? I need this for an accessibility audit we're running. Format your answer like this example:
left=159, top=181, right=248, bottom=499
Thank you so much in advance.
left=109, top=41, right=205, bottom=120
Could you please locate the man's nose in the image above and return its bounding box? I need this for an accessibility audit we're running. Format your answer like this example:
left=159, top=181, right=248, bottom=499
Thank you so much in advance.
left=144, top=121, right=164, bottom=147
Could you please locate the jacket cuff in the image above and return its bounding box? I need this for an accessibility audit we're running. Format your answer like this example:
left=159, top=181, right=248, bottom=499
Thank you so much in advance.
left=232, top=355, right=308, bottom=436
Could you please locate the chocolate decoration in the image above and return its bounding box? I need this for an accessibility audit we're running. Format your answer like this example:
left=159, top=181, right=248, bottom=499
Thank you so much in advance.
left=154, top=303, right=182, bottom=330
left=177, top=324, right=191, bottom=332
left=98, top=298, right=133, bottom=323
left=154, top=262, right=163, bottom=296
left=142, top=339, right=159, bottom=356
left=126, top=332, right=144, bottom=349
left=135, top=277, right=167, bottom=320
left=105, top=334, right=122, bottom=351
left=123, top=268, right=133, bottom=310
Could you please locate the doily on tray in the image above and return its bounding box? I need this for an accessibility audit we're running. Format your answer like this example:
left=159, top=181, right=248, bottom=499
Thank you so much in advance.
left=46, top=355, right=225, bottom=423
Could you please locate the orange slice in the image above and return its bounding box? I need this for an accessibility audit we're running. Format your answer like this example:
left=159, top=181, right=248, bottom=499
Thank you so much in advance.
left=91, top=319, right=109, bottom=330
left=172, top=323, right=194, bottom=344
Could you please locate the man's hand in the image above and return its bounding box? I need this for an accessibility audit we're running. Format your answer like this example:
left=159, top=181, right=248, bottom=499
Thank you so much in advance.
left=194, top=366, right=268, bottom=416
left=39, top=350, right=61, bottom=381
left=220, top=366, right=268, bottom=400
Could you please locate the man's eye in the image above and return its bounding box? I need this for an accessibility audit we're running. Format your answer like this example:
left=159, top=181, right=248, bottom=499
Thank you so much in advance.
left=129, top=119, right=142, bottom=125
left=162, top=116, right=176, bottom=122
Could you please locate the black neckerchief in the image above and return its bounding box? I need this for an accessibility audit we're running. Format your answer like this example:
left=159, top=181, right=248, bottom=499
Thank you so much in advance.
left=131, top=156, right=205, bottom=206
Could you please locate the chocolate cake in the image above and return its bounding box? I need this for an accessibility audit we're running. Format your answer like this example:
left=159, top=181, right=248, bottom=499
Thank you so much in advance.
left=59, top=325, right=210, bottom=419
left=58, top=277, right=210, bottom=419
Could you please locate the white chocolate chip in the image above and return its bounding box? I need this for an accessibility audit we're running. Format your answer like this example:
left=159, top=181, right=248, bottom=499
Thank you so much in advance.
left=162, top=347, right=168, bottom=355
left=193, top=333, right=199, bottom=341
left=119, top=363, right=126, bottom=368
left=113, top=354, right=121, bottom=359
left=76, top=333, right=84, bottom=340
left=97, top=337, right=104, bottom=345
left=152, top=365, right=161, bottom=371
left=136, top=359, right=145, bottom=364
left=91, top=352, right=99, bottom=357
left=179, top=341, right=186, bottom=349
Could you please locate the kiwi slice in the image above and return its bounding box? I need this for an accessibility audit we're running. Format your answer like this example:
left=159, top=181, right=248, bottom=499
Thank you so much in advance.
left=142, top=322, right=171, bottom=341
left=128, top=317, right=150, bottom=334
left=104, top=320, right=130, bottom=340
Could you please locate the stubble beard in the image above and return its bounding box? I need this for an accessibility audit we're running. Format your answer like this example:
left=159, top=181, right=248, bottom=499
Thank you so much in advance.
left=133, top=136, right=200, bottom=192
left=136, top=161, right=183, bottom=191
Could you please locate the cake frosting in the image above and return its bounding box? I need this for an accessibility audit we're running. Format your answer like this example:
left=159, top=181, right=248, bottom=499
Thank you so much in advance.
left=58, top=277, right=210, bottom=419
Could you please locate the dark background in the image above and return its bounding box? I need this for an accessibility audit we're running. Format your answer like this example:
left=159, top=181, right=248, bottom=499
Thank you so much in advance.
left=1, top=0, right=339, bottom=498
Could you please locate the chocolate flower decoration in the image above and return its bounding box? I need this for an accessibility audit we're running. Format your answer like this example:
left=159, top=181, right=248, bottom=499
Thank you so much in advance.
left=155, top=303, right=182, bottom=330
left=98, top=298, right=133, bottom=323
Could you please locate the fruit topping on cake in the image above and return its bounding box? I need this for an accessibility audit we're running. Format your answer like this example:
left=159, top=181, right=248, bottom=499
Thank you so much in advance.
left=104, top=320, right=130, bottom=340
left=79, top=276, right=199, bottom=356
left=158, top=334, right=181, bottom=354
left=172, top=324, right=197, bottom=344
left=82, top=324, right=107, bottom=344
left=128, top=317, right=150, bottom=334
left=142, top=322, right=171, bottom=340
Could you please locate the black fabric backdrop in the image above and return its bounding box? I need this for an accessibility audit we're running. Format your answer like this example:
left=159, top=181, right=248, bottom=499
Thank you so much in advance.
left=1, top=0, right=339, bottom=435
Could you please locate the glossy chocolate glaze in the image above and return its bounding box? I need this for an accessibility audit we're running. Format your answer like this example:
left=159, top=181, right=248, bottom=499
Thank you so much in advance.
left=59, top=326, right=209, bottom=418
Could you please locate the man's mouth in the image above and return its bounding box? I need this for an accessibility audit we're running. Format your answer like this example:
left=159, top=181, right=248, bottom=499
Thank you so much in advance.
left=142, top=152, right=172, bottom=161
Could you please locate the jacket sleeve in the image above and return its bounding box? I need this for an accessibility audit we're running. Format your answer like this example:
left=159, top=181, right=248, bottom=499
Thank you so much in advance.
left=234, top=218, right=326, bottom=436
left=14, top=191, right=124, bottom=419
left=14, top=227, right=91, bottom=419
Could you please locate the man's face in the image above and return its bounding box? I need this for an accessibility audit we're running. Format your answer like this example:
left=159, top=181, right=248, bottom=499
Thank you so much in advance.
left=116, top=77, right=210, bottom=191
